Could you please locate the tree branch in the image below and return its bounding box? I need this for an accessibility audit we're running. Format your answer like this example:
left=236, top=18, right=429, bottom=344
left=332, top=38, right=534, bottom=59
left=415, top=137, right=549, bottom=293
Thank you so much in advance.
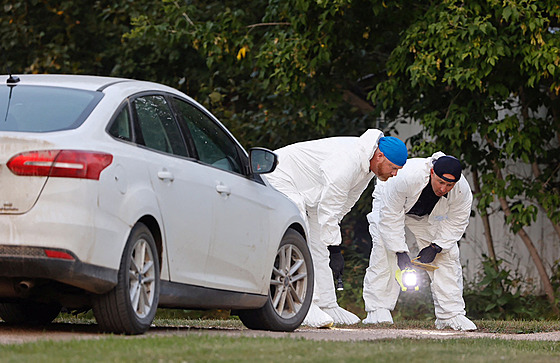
left=173, top=1, right=194, bottom=26
left=247, top=22, right=291, bottom=28
left=472, top=168, right=497, bottom=265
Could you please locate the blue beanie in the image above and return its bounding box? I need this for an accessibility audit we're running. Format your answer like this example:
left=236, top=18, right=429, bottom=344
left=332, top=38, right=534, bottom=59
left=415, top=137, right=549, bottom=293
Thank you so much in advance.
left=378, top=136, right=408, bottom=166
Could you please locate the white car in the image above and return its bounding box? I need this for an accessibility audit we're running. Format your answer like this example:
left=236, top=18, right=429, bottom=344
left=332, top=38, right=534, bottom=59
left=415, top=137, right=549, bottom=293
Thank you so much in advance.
left=0, top=74, right=313, bottom=334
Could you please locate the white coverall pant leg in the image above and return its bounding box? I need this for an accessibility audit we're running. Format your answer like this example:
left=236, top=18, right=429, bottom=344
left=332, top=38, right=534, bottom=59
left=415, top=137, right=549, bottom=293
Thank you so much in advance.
left=429, top=245, right=466, bottom=319
left=406, top=219, right=466, bottom=320
left=417, top=241, right=467, bottom=319
left=362, top=237, right=401, bottom=313
left=363, top=214, right=468, bottom=323
left=306, top=209, right=360, bottom=325
left=306, top=208, right=337, bottom=309
left=362, top=206, right=401, bottom=315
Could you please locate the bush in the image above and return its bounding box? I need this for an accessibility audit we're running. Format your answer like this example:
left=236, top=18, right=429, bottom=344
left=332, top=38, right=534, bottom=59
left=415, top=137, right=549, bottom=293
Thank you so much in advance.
left=463, top=256, right=555, bottom=320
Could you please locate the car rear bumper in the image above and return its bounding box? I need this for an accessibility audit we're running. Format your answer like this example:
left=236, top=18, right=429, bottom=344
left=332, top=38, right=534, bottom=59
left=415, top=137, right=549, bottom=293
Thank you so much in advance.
left=0, top=245, right=117, bottom=295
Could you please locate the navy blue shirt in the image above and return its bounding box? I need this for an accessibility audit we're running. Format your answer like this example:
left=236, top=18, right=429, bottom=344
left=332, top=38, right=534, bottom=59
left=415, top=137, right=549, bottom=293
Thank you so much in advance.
left=406, top=178, right=443, bottom=217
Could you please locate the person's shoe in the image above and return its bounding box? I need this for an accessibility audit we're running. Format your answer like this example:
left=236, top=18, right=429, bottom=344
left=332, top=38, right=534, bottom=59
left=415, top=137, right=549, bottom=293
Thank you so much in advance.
left=361, top=309, right=393, bottom=324
left=301, top=302, right=334, bottom=328
left=322, top=306, right=360, bottom=325
left=435, top=315, right=477, bottom=331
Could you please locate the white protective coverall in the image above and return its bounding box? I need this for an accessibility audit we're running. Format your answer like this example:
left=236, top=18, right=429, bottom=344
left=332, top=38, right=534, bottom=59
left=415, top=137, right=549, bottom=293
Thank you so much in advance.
left=265, top=129, right=383, bottom=327
left=362, top=152, right=475, bottom=330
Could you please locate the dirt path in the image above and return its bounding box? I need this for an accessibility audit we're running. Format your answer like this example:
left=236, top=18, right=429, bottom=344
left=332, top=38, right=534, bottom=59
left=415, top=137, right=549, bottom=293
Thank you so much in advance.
left=1, top=323, right=559, bottom=344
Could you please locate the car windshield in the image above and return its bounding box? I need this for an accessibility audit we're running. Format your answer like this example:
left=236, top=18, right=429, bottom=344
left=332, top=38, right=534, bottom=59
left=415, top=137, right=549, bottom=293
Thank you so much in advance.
left=0, top=85, right=103, bottom=132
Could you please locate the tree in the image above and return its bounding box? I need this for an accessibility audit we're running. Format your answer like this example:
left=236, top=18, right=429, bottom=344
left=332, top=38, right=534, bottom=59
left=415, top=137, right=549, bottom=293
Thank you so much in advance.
left=0, top=0, right=417, bottom=148
left=370, top=0, right=560, bottom=313
left=121, top=0, right=422, bottom=149
left=0, top=0, right=153, bottom=75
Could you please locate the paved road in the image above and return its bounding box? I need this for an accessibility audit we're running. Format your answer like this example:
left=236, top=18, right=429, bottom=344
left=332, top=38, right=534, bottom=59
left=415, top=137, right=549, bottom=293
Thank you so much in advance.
left=1, top=323, right=559, bottom=344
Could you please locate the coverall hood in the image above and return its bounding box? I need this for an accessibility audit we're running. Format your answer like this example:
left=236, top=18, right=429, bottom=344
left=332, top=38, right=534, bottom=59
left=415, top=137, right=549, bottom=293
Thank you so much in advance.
left=358, top=129, right=384, bottom=172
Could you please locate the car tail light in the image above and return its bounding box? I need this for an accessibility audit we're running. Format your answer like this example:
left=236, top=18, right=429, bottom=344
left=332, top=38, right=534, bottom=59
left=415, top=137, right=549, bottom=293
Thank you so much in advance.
left=7, top=150, right=113, bottom=180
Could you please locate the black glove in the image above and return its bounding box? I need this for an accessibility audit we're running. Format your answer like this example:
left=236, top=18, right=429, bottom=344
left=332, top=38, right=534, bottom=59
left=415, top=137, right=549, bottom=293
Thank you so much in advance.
left=328, top=245, right=344, bottom=280
left=417, top=243, right=443, bottom=263
left=396, top=252, right=412, bottom=270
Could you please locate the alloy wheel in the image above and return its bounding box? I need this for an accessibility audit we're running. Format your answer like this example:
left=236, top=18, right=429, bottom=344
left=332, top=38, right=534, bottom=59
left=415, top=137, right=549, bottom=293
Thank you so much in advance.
left=270, top=244, right=308, bottom=318
left=129, top=238, right=156, bottom=319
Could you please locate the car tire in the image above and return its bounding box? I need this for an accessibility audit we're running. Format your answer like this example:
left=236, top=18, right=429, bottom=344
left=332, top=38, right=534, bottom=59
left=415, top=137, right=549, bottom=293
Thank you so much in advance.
left=0, top=301, right=61, bottom=325
left=92, top=222, right=160, bottom=335
left=237, top=229, right=313, bottom=332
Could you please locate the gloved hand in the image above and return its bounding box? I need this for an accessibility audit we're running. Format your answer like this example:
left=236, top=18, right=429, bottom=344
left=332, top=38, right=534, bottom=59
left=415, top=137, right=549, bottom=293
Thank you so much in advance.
left=328, top=245, right=344, bottom=280
left=396, top=252, right=412, bottom=270
left=417, top=243, right=442, bottom=263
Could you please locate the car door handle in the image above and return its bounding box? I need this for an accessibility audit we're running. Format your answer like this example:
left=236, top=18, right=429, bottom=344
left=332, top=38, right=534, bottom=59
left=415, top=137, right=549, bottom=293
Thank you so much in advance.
left=157, top=170, right=175, bottom=181
left=216, top=184, right=231, bottom=195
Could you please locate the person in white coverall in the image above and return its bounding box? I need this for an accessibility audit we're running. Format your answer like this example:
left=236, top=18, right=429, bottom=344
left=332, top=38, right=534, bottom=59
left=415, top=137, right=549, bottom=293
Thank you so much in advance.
left=265, top=129, right=408, bottom=328
left=362, top=152, right=477, bottom=331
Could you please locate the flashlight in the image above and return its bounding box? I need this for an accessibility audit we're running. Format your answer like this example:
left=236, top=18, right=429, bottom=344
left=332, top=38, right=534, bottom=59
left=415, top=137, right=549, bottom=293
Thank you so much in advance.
left=395, top=267, right=419, bottom=291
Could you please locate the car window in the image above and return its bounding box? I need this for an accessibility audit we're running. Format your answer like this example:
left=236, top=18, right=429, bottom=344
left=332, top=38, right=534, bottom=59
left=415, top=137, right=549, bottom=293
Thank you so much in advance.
left=108, top=106, right=132, bottom=141
left=133, top=95, right=188, bottom=157
left=172, top=98, right=243, bottom=174
left=0, top=85, right=102, bottom=132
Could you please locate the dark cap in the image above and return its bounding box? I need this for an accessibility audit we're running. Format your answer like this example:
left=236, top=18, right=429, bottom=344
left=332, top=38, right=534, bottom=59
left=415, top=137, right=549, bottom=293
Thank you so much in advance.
left=433, top=156, right=462, bottom=182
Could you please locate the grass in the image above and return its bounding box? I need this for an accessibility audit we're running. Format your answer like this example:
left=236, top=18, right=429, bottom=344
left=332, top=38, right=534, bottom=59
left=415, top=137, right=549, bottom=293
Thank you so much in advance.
left=0, top=330, right=559, bottom=363
left=54, top=309, right=560, bottom=334
left=0, top=313, right=558, bottom=362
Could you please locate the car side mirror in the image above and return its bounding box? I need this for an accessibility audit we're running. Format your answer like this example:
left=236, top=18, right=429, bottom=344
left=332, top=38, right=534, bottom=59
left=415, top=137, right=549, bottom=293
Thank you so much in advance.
left=249, top=148, right=278, bottom=174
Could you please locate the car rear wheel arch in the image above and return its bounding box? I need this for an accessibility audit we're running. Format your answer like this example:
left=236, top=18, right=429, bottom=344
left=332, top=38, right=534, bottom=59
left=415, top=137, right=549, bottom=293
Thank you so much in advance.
left=136, top=215, right=163, bottom=270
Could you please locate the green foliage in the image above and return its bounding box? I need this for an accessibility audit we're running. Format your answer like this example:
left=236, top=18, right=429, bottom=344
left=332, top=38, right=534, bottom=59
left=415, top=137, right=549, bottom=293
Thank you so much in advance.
left=464, top=256, right=553, bottom=320
left=371, top=0, right=560, bottom=231
left=370, top=0, right=560, bottom=308
left=118, top=0, right=422, bottom=148
left=0, top=0, right=150, bottom=75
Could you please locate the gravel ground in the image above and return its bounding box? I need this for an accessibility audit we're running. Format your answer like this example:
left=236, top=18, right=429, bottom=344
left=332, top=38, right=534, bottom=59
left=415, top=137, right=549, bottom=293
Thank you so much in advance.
left=1, top=323, right=560, bottom=344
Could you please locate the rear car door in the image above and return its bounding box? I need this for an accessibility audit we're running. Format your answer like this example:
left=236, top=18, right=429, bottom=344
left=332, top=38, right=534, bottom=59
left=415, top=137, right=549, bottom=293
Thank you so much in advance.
left=110, top=94, right=213, bottom=286
left=172, top=98, right=271, bottom=293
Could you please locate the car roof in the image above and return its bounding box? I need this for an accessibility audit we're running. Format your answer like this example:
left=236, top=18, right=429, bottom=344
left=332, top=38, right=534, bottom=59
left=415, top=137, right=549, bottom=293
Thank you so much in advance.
left=1, top=74, right=179, bottom=94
